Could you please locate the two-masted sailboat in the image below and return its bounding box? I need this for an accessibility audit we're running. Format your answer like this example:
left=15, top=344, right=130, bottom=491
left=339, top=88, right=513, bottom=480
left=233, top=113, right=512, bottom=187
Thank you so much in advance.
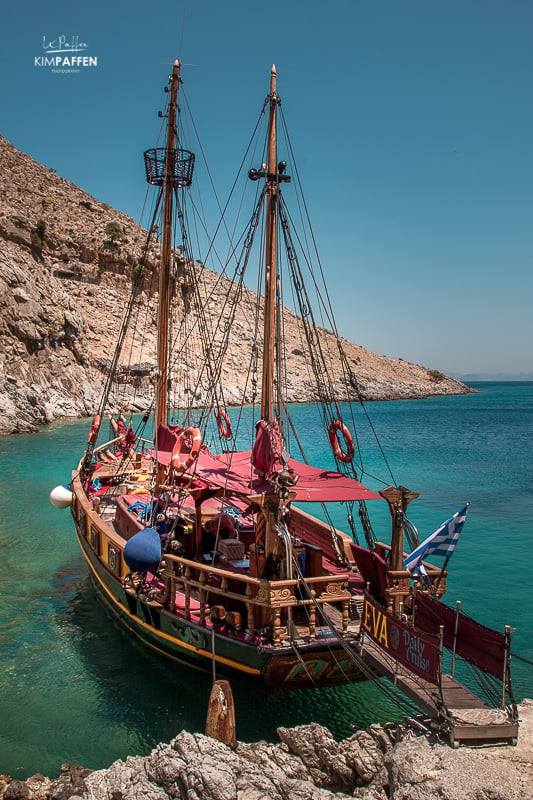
left=56, top=60, right=519, bottom=736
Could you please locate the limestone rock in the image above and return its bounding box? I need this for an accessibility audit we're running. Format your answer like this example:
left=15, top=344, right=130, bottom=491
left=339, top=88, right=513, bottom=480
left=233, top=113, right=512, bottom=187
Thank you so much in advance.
left=0, top=133, right=472, bottom=434
left=84, top=756, right=165, bottom=800
left=1, top=702, right=532, bottom=800
left=277, top=723, right=355, bottom=790
left=338, top=730, right=384, bottom=784
left=3, top=780, right=31, bottom=800
left=24, top=775, right=52, bottom=800
left=386, top=732, right=533, bottom=800
left=236, top=739, right=309, bottom=784
left=47, top=765, right=92, bottom=800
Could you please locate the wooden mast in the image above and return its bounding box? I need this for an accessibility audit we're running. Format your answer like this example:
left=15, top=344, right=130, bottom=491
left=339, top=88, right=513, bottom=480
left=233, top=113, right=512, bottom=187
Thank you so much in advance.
left=255, top=66, right=282, bottom=566
left=156, top=59, right=180, bottom=432
left=260, top=65, right=278, bottom=423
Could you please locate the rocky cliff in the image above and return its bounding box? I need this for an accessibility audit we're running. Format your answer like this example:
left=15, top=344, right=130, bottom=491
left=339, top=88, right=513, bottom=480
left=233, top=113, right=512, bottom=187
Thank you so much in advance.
left=1, top=700, right=532, bottom=800
left=0, top=134, right=471, bottom=434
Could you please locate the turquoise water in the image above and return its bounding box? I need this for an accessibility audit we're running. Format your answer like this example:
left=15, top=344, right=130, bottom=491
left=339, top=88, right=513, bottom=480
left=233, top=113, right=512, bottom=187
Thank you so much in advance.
left=0, top=383, right=532, bottom=777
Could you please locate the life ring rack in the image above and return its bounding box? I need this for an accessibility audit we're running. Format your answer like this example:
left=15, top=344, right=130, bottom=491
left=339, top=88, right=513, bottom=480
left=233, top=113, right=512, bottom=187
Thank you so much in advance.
left=328, top=419, right=355, bottom=464
left=170, top=426, right=202, bottom=475
left=216, top=409, right=232, bottom=439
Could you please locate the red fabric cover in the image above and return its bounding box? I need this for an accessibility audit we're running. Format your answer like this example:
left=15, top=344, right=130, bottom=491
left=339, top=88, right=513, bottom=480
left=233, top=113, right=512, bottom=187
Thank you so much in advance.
left=152, top=439, right=382, bottom=504
left=414, top=594, right=506, bottom=680
left=156, top=424, right=180, bottom=453
left=125, top=423, right=136, bottom=448
left=351, top=544, right=389, bottom=602
left=251, top=419, right=285, bottom=476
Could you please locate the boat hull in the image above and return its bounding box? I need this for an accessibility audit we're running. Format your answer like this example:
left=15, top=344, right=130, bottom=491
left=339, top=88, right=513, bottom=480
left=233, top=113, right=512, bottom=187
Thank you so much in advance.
left=72, top=507, right=367, bottom=688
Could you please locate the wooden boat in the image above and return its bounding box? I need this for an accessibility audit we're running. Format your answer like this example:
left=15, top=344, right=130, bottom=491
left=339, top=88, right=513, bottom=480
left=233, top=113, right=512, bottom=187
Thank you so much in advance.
left=63, top=60, right=519, bottom=716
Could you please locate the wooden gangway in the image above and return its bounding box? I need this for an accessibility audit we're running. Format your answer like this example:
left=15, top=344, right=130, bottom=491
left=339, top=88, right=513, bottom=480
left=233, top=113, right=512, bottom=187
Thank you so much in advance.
left=356, top=631, right=519, bottom=746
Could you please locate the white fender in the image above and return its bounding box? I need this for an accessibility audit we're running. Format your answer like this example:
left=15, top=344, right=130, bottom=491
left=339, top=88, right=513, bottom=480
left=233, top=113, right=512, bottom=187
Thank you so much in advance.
left=50, top=485, right=73, bottom=509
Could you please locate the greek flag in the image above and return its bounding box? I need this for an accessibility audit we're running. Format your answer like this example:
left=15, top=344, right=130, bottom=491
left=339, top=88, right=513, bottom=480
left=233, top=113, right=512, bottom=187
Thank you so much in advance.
left=404, top=503, right=470, bottom=576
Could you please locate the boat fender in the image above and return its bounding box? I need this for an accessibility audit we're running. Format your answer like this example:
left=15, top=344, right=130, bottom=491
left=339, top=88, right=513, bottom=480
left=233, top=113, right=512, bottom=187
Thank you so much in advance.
left=216, top=409, right=232, bottom=439
left=124, top=527, right=162, bottom=573
left=88, top=415, right=101, bottom=445
left=328, top=419, right=355, bottom=464
left=50, top=484, right=73, bottom=509
left=170, top=426, right=202, bottom=474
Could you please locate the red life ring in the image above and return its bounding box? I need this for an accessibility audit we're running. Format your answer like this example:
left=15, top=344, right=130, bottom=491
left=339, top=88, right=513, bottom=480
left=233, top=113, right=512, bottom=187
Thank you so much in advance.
left=216, top=409, right=232, bottom=439
left=328, top=419, right=355, bottom=464
left=88, top=415, right=101, bottom=445
left=170, top=426, right=202, bottom=474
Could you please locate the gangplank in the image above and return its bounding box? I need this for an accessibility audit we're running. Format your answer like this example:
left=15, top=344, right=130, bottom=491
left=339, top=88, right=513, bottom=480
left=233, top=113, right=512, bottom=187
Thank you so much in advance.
left=356, top=597, right=519, bottom=747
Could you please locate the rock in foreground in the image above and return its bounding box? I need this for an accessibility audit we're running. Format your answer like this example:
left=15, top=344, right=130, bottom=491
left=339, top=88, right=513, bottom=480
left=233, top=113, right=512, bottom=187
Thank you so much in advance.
left=2, top=700, right=532, bottom=800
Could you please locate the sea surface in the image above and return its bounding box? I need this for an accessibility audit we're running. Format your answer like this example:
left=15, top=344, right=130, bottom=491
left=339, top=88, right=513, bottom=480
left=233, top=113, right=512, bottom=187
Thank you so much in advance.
left=0, top=382, right=532, bottom=778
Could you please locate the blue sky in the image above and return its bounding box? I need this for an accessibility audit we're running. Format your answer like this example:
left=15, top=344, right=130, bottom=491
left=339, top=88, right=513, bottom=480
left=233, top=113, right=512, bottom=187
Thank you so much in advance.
left=1, top=0, right=532, bottom=376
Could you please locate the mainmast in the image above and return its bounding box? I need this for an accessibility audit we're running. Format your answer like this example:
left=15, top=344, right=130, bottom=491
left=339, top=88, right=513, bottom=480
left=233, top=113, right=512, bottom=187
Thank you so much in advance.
left=260, top=65, right=279, bottom=423
left=156, top=59, right=181, bottom=430
left=251, top=67, right=295, bottom=571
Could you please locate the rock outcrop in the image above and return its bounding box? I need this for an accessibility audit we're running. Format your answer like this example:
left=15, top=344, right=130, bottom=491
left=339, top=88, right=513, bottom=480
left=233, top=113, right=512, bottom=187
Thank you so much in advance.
left=0, top=134, right=472, bottom=434
left=2, top=700, right=532, bottom=800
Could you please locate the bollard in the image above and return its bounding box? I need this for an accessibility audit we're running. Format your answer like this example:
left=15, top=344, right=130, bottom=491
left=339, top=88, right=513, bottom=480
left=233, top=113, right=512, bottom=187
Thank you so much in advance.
left=205, top=679, right=236, bottom=748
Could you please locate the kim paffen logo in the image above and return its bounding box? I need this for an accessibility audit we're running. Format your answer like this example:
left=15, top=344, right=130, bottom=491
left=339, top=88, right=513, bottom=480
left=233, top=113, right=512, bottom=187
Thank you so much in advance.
left=34, top=35, right=98, bottom=74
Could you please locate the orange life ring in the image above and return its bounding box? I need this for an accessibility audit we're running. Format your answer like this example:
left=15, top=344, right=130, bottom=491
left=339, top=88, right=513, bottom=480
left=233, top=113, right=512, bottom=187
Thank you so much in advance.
left=170, top=426, right=202, bottom=474
left=88, top=415, right=101, bottom=445
left=216, top=409, right=232, bottom=439
left=328, top=419, right=355, bottom=464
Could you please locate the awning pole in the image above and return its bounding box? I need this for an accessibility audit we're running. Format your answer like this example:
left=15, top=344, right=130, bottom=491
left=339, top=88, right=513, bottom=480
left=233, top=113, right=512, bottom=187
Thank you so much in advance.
left=502, top=625, right=511, bottom=709
left=438, top=624, right=445, bottom=707
left=451, top=600, right=461, bottom=679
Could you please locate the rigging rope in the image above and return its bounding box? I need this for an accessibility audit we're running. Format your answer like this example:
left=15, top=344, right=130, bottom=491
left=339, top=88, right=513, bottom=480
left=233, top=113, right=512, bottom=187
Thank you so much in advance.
left=274, top=521, right=422, bottom=716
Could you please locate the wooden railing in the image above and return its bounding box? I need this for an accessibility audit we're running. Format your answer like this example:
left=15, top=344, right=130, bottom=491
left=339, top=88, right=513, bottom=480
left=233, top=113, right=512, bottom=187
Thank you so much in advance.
left=161, top=554, right=352, bottom=644
left=71, top=462, right=354, bottom=645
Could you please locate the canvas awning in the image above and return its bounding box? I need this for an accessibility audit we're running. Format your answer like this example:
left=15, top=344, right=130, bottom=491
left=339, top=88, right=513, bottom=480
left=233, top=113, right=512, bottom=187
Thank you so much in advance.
left=153, top=431, right=382, bottom=503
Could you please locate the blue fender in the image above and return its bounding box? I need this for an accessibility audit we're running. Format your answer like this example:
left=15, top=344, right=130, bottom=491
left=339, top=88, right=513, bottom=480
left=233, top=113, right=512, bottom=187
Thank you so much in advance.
left=124, top=527, right=162, bottom=573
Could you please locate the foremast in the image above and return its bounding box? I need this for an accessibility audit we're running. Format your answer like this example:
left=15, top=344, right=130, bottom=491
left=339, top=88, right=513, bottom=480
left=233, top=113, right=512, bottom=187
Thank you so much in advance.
left=156, top=59, right=181, bottom=432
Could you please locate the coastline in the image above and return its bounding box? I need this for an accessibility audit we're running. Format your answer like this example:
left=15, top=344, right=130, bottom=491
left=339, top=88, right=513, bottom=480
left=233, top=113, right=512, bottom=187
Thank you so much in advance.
left=0, top=381, right=476, bottom=437
left=2, top=701, right=532, bottom=800
left=0, top=133, right=473, bottom=436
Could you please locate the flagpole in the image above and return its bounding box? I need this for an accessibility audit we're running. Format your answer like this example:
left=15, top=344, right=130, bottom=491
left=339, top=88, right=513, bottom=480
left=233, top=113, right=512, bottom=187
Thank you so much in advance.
left=451, top=600, right=461, bottom=678
left=434, top=554, right=451, bottom=594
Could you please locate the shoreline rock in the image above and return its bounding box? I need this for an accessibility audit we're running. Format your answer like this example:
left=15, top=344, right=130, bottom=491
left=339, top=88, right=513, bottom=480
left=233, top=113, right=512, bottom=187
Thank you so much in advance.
left=2, top=700, right=532, bottom=800
left=0, top=133, right=474, bottom=436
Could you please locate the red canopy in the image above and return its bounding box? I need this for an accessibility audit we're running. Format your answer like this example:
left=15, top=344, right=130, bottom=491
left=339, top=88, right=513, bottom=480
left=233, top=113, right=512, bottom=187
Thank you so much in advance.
left=153, top=432, right=381, bottom=503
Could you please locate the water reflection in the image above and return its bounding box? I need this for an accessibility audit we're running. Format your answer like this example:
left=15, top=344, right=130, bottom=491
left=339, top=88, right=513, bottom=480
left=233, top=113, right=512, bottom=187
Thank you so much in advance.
left=56, top=559, right=403, bottom=752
